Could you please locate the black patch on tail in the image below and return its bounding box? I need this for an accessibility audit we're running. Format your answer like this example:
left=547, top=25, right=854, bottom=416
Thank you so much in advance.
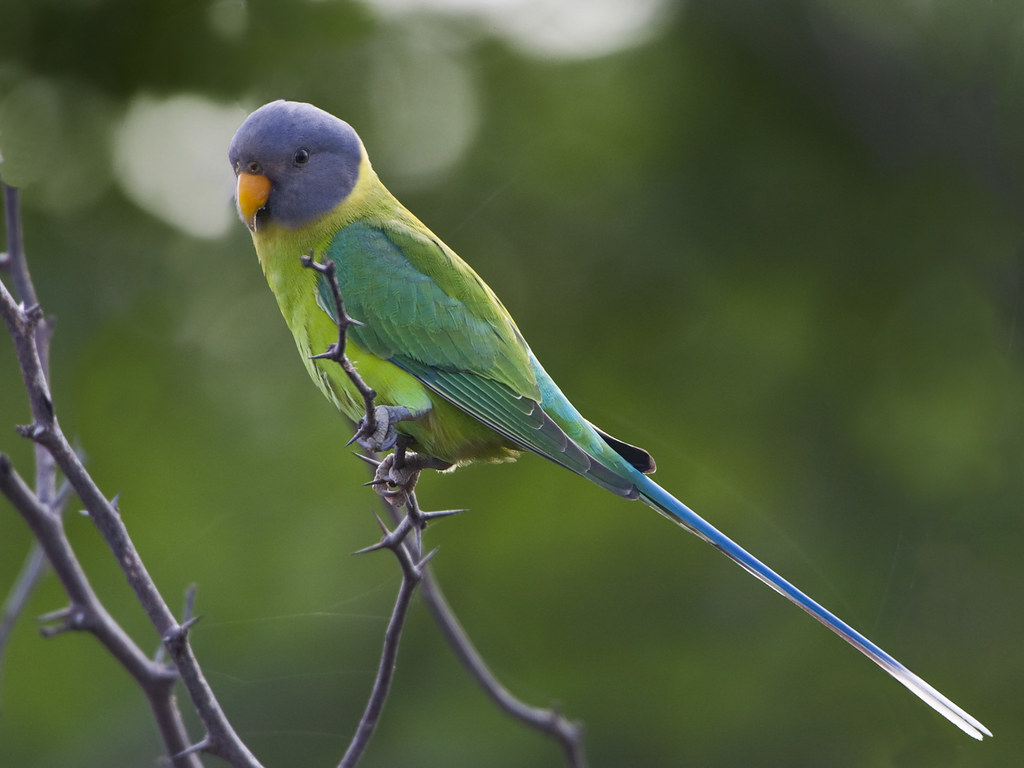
left=594, top=426, right=657, bottom=474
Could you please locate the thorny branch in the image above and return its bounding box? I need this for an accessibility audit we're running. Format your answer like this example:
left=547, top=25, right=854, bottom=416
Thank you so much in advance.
left=419, top=568, right=588, bottom=766
left=0, top=180, right=260, bottom=768
left=2, top=180, right=587, bottom=767
left=0, top=542, right=47, bottom=670
left=301, top=254, right=589, bottom=768
left=299, top=251, right=379, bottom=439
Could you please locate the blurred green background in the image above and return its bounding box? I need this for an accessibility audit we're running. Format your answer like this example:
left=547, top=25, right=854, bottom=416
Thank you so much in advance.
left=1, top=0, right=1021, bottom=766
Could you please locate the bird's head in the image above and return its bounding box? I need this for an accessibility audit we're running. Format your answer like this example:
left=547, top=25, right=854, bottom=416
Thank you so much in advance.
left=228, top=100, right=364, bottom=232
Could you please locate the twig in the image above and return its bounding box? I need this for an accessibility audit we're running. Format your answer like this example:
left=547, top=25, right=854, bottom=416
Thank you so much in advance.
left=0, top=182, right=262, bottom=768
left=2, top=181, right=37, bottom=307
left=0, top=177, right=58, bottom=686
left=301, top=253, right=423, bottom=765
left=339, top=505, right=435, bottom=768
left=0, top=181, right=58, bottom=506
left=0, top=456, right=201, bottom=767
left=0, top=542, right=47, bottom=674
left=1, top=478, right=72, bottom=672
left=419, top=569, right=588, bottom=767
left=299, top=251, right=378, bottom=436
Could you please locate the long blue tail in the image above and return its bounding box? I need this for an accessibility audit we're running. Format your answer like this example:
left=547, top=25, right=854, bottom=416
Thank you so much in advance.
left=632, top=472, right=990, bottom=740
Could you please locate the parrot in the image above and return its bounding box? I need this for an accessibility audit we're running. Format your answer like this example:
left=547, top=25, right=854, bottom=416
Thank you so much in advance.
left=228, top=99, right=989, bottom=740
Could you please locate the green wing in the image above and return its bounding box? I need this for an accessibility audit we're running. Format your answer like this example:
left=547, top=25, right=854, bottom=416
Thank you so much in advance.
left=323, top=221, right=536, bottom=396
left=320, top=220, right=638, bottom=497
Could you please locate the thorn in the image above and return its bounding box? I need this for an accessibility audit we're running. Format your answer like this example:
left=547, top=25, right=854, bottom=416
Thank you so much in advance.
left=38, top=604, right=87, bottom=636
left=352, top=452, right=381, bottom=467
left=421, top=508, right=467, bottom=523
left=162, top=614, right=203, bottom=656
left=37, top=605, right=74, bottom=624
left=15, top=422, right=46, bottom=440
left=418, top=546, right=441, bottom=568
left=310, top=347, right=339, bottom=361
left=182, top=583, right=198, bottom=624
left=172, top=736, right=212, bottom=761
left=352, top=540, right=388, bottom=556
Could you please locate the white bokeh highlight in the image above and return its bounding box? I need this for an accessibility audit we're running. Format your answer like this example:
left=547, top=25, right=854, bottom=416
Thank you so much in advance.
left=113, top=95, right=248, bottom=239
left=367, top=0, right=673, bottom=59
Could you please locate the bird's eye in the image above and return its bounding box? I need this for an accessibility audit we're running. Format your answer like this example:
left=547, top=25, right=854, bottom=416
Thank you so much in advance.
left=293, top=148, right=310, bottom=166
left=245, top=160, right=262, bottom=175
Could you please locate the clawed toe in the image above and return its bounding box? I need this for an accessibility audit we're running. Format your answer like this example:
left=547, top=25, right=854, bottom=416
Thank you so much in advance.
left=368, top=450, right=454, bottom=508
left=371, top=453, right=418, bottom=507
left=351, top=405, right=414, bottom=453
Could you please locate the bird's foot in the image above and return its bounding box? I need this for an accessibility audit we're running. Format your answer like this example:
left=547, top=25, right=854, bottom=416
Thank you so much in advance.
left=369, top=447, right=452, bottom=509
left=371, top=452, right=418, bottom=507
left=351, top=404, right=414, bottom=453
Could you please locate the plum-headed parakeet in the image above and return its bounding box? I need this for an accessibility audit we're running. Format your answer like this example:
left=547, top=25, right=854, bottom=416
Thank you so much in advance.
left=228, top=100, right=989, bottom=740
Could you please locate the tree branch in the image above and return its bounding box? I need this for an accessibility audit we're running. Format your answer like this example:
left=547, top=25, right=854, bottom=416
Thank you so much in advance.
left=0, top=541, right=47, bottom=674
left=0, top=177, right=59, bottom=683
left=0, top=456, right=199, bottom=766
left=0, top=181, right=262, bottom=768
left=338, top=501, right=436, bottom=768
left=301, top=253, right=588, bottom=767
left=419, top=569, right=588, bottom=767
left=0, top=182, right=58, bottom=507
left=299, top=251, right=379, bottom=438
left=4, top=181, right=592, bottom=767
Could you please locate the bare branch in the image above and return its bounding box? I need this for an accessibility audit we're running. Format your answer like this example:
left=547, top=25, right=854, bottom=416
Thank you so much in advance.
left=1, top=177, right=59, bottom=683
left=299, top=251, right=378, bottom=436
left=1, top=181, right=59, bottom=511
left=0, top=542, right=47, bottom=669
left=1, top=478, right=72, bottom=668
left=419, top=570, right=587, bottom=767
left=1, top=181, right=262, bottom=768
left=0, top=455, right=199, bottom=767
left=298, top=252, right=423, bottom=765
left=339, top=500, right=428, bottom=768
left=2, top=181, right=37, bottom=307
left=305, top=250, right=589, bottom=767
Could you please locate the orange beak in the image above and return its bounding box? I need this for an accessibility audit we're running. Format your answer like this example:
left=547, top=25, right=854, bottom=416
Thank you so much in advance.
left=236, top=171, right=272, bottom=231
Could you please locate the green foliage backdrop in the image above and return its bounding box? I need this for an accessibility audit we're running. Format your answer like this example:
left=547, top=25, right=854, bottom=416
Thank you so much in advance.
left=1, top=1, right=1021, bottom=766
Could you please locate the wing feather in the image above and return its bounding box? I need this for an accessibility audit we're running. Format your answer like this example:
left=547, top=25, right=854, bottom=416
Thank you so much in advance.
left=319, top=220, right=637, bottom=497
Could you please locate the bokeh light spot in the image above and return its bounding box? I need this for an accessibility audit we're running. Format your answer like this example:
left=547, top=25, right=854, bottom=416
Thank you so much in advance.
left=113, top=94, right=248, bottom=239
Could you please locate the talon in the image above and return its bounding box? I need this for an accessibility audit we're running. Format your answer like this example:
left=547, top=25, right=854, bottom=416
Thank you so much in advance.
left=353, top=405, right=415, bottom=453
left=369, top=452, right=418, bottom=507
